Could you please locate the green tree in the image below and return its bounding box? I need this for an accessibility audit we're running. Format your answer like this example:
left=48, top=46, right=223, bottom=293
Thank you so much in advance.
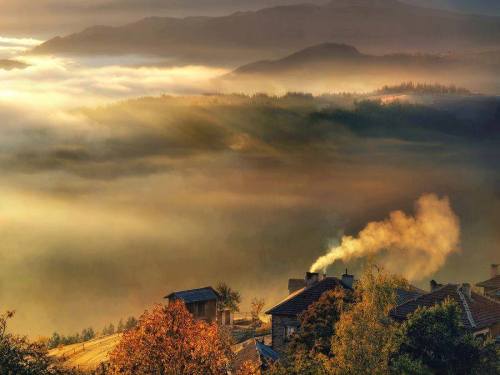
left=391, top=299, right=499, bottom=375
left=117, top=319, right=125, bottom=333
left=330, top=265, right=405, bottom=375
left=290, top=287, right=353, bottom=356
left=124, top=316, right=138, bottom=331
left=0, top=311, right=70, bottom=375
left=216, top=282, right=241, bottom=312
left=81, top=327, right=95, bottom=342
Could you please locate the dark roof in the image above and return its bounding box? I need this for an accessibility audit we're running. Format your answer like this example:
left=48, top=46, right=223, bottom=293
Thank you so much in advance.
left=391, top=284, right=500, bottom=330
left=256, top=341, right=280, bottom=363
left=476, top=275, right=500, bottom=290
left=396, top=285, right=426, bottom=305
left=232, top=338, right=261, bottom=372
left=266, top=277, right=349, bottom=316
left=164, top=286, right=219, bottom=304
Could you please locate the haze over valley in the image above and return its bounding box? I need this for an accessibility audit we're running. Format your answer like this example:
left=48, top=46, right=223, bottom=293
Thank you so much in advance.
left=0, top=0, right=499, bottom=342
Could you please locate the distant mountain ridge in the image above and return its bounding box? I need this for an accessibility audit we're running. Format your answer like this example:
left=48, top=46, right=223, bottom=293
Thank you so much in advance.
left=32, top=0, right=500, bottom=64
left=223, top=42, right=500, bottom=94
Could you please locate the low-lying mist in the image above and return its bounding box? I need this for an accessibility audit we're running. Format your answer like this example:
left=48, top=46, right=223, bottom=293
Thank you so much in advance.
left=1, top=92, right=498, bottom=337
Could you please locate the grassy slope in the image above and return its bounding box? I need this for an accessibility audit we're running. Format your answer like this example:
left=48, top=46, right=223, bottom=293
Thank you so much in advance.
left=49, top=334, right=122, bottom=371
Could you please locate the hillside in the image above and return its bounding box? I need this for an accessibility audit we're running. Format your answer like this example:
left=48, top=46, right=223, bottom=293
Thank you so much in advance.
left=221, top=43, right=500, bottom=94
left=49, top=334, right=121, bottom=371
left=32, top=0, right=500, bottom=64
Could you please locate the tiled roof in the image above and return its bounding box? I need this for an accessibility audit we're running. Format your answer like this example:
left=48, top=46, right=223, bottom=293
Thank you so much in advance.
left=232, top=338, right=279, bottom=372
left=476, top=275, right=500, bottom=290
left=266, top=277, right=349, bottom=316
left=164, top=286, right=219, bottom=304
left=391, top=284, right=500, bottom=330
left=232, top=338, right=261, bottom=373
left=396, top=286, right=426, bottom=305
left=256, top=341, right=280, bottom=363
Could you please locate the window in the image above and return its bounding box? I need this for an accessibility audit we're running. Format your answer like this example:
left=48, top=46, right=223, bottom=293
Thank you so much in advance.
left=285, top=325, right=296, bottom=340
left=197, top=303, right=206, bottom=317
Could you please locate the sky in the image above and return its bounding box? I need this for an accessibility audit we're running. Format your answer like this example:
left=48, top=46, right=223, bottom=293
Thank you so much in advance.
left=0, top=0, right=498, bottom=338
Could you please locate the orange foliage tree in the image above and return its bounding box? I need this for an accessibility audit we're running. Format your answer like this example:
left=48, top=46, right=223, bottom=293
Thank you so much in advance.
left=108, top=301, right=232, bottom=375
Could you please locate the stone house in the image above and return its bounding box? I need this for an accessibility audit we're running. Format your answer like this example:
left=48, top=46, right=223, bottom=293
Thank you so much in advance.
left=266, top=270, right=425, bottom=353
left=165, top=286, right=233, bottom=326
left=476, top=264, right=500, bottom=301
left=265, top=271, right=355, bottom=353
left=391, top=282, right=500, bottom=339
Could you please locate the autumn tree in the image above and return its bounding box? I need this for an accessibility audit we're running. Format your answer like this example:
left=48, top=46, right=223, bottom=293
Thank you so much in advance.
left=108, top=301, right=233, bottom=375
left=330, top=265, right=405, bottom=375
left=216, top=282, right=241, bottom=312
left=250, top=298, right=266, bottom=324
left=391, top=299, right=500, bottom=375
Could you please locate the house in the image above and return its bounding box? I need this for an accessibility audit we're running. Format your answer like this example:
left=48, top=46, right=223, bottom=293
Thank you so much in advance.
left=476, top=264, right=500, bottom=301
left=265, top=271, right=354, bottom=352
left=165, top=286, right=233, bottom=326
left=391, top=282, right=500, bottom=339
left=266, top=270, right=425, bottom=353
left=232, top=338, right=279, bottom=374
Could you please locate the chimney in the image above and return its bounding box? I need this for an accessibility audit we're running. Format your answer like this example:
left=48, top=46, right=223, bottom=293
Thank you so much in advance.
left=305, top=272, right=319, bottom=288
left=341, top=269, right=354, bottom=289
left=461, top=283, right=472, bottom=299
left=491, top=264, right=499, bottom=278
left=430, top=279, right=442, bottom=292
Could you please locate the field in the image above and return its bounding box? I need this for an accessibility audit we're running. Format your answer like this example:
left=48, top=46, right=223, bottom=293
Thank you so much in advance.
left=49, top=334, right=122, bottom=371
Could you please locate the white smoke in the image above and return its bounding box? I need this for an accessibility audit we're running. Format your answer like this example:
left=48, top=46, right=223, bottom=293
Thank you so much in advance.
left=310, top=194, right=460, bottom=281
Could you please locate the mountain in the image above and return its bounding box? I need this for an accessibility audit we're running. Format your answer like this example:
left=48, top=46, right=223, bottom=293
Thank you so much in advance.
left=0, top=59, right=28, bottom=70
left=32, top=0, right=500, bottom=64
left=221, top=43, right=500, bottom=94
left=401, top=0, right=500, bottom=16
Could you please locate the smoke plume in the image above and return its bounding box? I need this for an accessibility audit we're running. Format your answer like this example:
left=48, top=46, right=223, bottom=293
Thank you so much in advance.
left=310, top=194, right=460, bottom=281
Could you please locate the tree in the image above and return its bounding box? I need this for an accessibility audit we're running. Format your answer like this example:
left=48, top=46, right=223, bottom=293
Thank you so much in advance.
left=48, top=332, right=62, bottom=349
left=108, top=301, right=233, bottom=375
left=0, top=311, right=70, bottom=375
left=81, top=327, right=95, bottom=342
left=216, top=282, right=241, bottom=312
left=102, top=323, right=115, bottom=336
left=290, top=287, right=353, bottom=357
left=250, top=298, right=265, bottom=324
left=330, top=265, right=405, bottom=375
left=124, top=317, right=138, bottom=331
left=391, top=299, right=500, bottom=375
left=117, top=319, right=125, bottom=333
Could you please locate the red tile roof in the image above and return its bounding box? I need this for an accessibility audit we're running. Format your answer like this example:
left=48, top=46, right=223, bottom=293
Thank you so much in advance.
left=476, top=275, right=500, bottom=290
left=391, top=284, right=500, bottom=330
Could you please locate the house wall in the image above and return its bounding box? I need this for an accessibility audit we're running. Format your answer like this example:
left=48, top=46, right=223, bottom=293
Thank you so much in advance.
left=489, top=322, right=500, bottom=337
left=271, top=315, right=299, bottom=353
left=186, top=299, right=217, bottom=323
left=484, top=287, right=500, bottom=301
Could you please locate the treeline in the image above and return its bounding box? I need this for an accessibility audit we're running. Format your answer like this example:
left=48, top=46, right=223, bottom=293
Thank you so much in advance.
left=47, top=316, right=138, bottom=349
left=377, top=81, right=471, bottom=95
left=101, top=316, right=138, bottom=336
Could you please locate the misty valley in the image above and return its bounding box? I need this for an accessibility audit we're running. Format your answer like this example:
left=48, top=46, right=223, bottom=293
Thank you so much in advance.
left=0, top=1, right=499, bottom=374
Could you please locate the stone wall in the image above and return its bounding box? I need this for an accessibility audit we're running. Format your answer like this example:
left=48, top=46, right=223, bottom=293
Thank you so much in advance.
left=271, top=314, right=299, bottom=353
